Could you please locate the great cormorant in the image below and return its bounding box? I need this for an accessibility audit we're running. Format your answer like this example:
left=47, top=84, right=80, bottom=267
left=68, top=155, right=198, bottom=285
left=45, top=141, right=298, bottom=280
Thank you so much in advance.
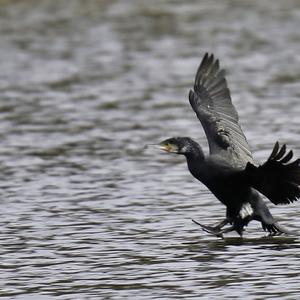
left=158, top=53, right=300, bottom=237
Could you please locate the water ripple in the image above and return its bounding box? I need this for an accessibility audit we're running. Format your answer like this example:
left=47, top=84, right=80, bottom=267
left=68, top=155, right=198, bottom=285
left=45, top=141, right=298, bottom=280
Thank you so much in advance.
left=0, top=0, right=300, bottom=299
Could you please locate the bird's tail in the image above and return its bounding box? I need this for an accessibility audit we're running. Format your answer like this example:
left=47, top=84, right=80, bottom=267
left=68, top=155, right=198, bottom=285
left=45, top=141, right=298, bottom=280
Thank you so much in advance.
left=245, top=142, right=300, bottom=205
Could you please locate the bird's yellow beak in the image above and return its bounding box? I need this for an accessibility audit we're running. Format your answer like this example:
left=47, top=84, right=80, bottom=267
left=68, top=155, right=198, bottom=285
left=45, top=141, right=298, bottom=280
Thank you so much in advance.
left=159, top=143, right=178, bottom=153
left=144, top=142, right=178, bottom=153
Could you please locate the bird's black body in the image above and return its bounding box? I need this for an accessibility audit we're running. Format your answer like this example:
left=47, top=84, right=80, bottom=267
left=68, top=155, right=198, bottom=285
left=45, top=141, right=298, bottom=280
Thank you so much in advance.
left=158, top=54, right=300, bottom=237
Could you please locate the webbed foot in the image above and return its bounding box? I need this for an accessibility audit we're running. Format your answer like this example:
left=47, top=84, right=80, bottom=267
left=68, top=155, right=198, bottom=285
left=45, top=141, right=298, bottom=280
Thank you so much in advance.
left=192, top=219, right=224, bottom=238
left=263, top=222, right=296, bottom=236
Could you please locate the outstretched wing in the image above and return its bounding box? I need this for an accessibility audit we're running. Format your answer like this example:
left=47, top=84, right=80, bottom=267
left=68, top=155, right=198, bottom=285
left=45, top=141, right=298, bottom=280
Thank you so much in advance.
left=246, top=142, right=300, bottom=205
left=189, top=53, right=253, bottom=165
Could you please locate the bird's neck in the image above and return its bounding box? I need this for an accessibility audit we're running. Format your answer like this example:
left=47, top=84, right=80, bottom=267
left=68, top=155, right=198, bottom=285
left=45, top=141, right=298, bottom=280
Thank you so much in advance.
left=184, top=141, right=205, bottom=161
left=186, top=154, right=206, bottom=182
left=184, top=143, right=206, bottom=181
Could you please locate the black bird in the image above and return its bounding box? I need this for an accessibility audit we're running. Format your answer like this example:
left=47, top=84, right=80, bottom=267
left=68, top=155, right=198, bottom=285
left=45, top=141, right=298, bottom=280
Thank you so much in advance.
left=158, top=53, right=300, bottom=237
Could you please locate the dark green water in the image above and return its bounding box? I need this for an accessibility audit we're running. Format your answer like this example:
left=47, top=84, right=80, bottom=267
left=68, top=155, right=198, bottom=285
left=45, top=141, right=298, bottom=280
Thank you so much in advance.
left=0, top=0, right=300, bottom=299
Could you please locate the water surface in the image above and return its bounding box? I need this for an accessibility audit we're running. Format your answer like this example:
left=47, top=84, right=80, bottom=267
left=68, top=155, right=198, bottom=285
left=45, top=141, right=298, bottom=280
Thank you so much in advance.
left=0, top=0, right=300, bottom=299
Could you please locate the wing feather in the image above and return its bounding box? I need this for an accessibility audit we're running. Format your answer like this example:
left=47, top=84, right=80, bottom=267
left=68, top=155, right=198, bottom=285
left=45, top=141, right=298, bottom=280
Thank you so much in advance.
left=189, top=53, right=253, bottom=165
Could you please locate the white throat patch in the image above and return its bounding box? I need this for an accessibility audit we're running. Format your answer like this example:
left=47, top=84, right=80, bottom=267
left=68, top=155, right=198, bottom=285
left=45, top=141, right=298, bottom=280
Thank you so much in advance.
left=239, top=203, right=253, bottom=219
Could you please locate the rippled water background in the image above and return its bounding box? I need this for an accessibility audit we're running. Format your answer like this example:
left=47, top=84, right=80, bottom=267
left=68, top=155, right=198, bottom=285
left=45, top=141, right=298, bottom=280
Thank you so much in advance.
left=1, top=0, right=300, bottom=299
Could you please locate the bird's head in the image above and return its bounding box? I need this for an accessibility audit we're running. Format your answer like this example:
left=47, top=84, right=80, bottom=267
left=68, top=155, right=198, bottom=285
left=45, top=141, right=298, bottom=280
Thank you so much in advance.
left=158, top=137, right=204, bottom=158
